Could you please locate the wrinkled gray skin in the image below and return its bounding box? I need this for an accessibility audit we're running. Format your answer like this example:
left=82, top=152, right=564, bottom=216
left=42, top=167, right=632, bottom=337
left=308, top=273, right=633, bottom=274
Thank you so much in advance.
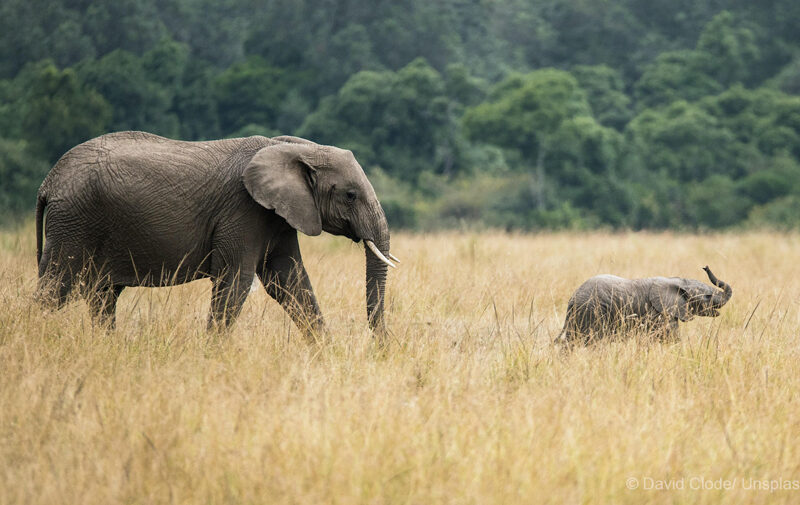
left=556, top=267, right=732, bottom=345
left=35, top=131, right=392, bottom=335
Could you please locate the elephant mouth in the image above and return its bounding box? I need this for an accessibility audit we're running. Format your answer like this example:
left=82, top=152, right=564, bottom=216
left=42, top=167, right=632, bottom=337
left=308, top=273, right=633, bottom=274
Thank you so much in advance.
left=330, top=220, right=360, bottom=242
left=701, top=308, right=721, bottom=317
left=344, top=222, right=361, bottom=243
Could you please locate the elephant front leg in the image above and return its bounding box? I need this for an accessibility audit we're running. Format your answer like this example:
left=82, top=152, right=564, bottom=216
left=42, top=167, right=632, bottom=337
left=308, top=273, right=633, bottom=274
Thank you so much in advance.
left=258, top=232, right=324, bottom=338
left=657, top=319, right=681, bottom=343
left=645, top=316, right=679, bottom=342
left=208, top=270, right=252, bottom=330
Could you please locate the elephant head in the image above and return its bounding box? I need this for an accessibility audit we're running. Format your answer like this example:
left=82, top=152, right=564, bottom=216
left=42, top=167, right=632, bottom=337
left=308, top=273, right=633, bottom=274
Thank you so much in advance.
left=243, top=139, right=396, bottom=333
left=648, top=266, right=733, bottom=321
left=697, top=266, right=733, bottom=316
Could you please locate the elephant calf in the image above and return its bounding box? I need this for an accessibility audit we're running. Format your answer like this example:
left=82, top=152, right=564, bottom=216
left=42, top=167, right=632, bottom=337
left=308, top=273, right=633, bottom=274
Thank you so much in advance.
left=556, top=266, right=732, bottom=345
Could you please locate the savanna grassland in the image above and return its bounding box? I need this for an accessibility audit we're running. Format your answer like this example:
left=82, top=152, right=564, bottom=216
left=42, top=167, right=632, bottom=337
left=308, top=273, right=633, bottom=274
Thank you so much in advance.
left=1, top=225, right=799, bottom=504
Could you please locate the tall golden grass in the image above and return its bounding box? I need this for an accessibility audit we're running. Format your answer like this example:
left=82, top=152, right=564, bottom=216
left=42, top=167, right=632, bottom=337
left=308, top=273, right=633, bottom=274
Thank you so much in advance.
left=1, top=224, right=799, bottom=504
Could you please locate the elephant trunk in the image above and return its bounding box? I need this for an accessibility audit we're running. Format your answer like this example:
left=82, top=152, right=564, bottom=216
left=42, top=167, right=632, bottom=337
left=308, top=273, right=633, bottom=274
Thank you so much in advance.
left=364, top=206, right=391, bottom=335
left=703, top=266, right=732, bottom=308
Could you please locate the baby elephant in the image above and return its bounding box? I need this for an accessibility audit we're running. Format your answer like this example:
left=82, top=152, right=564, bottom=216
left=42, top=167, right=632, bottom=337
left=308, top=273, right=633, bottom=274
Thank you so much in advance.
left=557, top=266, right=732, bottom=345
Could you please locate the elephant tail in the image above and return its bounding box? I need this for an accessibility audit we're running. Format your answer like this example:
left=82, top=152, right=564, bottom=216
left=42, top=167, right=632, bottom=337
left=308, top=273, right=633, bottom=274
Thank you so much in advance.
left=35, top=190, right=46, bottom=266
left=554, top=305, right=572, bottom=345
left=554, top=325, right=566, bottom=344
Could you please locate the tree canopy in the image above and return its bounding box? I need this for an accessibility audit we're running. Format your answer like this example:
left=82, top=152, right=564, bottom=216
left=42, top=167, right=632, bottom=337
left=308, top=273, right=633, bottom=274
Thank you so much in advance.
left=2, top=0, right=800, bottom=230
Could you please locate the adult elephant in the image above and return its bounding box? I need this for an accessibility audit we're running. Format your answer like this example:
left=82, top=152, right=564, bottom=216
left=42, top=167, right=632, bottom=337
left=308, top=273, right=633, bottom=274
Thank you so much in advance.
left=35, top=131, right=397, bottom=335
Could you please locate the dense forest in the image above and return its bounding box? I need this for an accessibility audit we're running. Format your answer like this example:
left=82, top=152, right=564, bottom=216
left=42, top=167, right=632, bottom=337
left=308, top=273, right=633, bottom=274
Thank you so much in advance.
left=2, top=0, right=800, bottom=230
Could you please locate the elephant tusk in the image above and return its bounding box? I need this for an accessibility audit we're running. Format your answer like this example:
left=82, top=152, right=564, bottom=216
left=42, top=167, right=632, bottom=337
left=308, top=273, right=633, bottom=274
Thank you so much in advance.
left=365, top=240, right=396, bottom=268
left=388, top=253, right=400, bottom=263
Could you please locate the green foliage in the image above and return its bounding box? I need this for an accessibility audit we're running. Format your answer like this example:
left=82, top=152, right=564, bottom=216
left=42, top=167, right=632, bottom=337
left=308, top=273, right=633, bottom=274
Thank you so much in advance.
left=15, top=61, right=111, bottom=162
left=0, top=138, right=49, bottom=217
left=769, top=57, right=800, bottom=95
left=81, top=0, right=168, bottom=56
left=548, top=116, right=623, bottom=179
left=625, top=101, right=738, bottom=181
left=686, top=174, right=752, bottom=228
left=738, top=155, right=800, bottom=204
left=463, top=70, right=627, bottom=217
left=547, top=116, right=632, bottom=226
left=77, top=50, right=178, bottom=136
left=746, top=195, right=800, bottom=229
left=570, top=65, right=632, bottom=130
left=214, top=57, right=295, bottom=134
left=299, top=58, right=455, bottom=181
left=444, top=63, right=488, bottom=107
left=695, top=11, right=760, bottom=87
left=2, top=0, right=800, bottom=229
left=634, top=51, right=722, bottom=109
left=173, top=59, right=221, bottom=140
left=464, top=69, right=591, bottom=159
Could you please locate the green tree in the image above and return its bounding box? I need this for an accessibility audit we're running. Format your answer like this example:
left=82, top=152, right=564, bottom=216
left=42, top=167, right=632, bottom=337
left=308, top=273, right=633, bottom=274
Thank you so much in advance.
left=536, top=0, right=644, bottom=73
left=701, top=85, right=800, bottom=159
left=769, top=57, right=800, bottom=95
left=0, top=0, right=64, bottom=78
left=546, top=115, right=632, bottom=225
left=142, top=38, right=190, bottom=98
left=444, top=63, right=488, bottom=107
left=463, top=69, right=592, bottom=209
left=696, top=11, right=760, bottom=87
left=737, top=154, right=800, bottom=205
left=214, top=56, right=294, bottom=135
left=634, top=51, right=722, bottom=109
left=625, top=100, right=738, bottom=182
left=47, top=18, right=96, bottom=70
left=299, top=58, right=454, bottom=180
left=570, top=65, right=632, bottom=130
left=0, top=138, right=50, bottom=216
left=82, top=0, right=168, bottom=55
left=77, top=50, right=178, bottom=136
left=746, top=196, right=800, bottom=229
left=17, top=61, right=111, bottom=162
left=173, top=59, right=221, bottom=140
left=164, top=0, right=249, bottom=68
left=686, top=174, right=751, bottom=228
left=322, top=24, right=381, bottom=92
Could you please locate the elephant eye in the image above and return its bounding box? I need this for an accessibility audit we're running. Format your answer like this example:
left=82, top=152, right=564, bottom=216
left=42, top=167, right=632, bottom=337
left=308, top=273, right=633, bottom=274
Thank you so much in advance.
left=346, top=189, right=357, bottom=202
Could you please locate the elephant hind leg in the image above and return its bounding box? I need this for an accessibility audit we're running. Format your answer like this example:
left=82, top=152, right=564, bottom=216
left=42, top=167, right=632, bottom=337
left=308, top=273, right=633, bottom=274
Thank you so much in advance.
left=564, top=302, right=604, bottom=345
left=35, top=244, right=80, bottom=311
left=88, top=285, right=124, bottom=328
left=36, top=206, right=100, bottom=311
left=35, top=272, right=72, bottom=310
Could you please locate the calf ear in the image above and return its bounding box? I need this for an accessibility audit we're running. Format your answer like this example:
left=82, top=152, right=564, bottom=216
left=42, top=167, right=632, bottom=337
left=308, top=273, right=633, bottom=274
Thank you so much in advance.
left=243, top=143, right=322, bottom=236
left=648, top=280, right=692, bottom=321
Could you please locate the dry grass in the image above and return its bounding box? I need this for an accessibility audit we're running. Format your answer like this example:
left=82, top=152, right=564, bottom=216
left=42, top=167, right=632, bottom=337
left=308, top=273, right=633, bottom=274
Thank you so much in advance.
left=1, top=224, right=800, bottom=504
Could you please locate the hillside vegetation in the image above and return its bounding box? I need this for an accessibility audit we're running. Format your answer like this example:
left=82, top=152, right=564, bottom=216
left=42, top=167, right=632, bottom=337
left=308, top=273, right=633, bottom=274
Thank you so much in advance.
left=2, top=226, right=799, bottom=503
left=3, top=1, right=800, bottom=229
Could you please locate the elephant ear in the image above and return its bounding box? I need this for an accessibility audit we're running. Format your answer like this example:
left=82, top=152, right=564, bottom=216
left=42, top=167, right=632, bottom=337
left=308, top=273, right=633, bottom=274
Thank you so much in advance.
left=648, top=280, right=692, bottom=321
left=243, top=143, right=322, bottom=236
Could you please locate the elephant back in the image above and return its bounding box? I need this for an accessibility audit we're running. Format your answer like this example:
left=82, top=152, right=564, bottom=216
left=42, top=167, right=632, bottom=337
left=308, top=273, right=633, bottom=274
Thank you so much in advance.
left=40, top=132, right=274, bottom=201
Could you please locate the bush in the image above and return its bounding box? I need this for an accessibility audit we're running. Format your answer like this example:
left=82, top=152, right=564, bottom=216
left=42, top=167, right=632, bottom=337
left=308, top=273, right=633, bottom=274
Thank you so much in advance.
left=746, top=195, right=800, bottom=229
left=0, top=138, right=49, bottom=218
